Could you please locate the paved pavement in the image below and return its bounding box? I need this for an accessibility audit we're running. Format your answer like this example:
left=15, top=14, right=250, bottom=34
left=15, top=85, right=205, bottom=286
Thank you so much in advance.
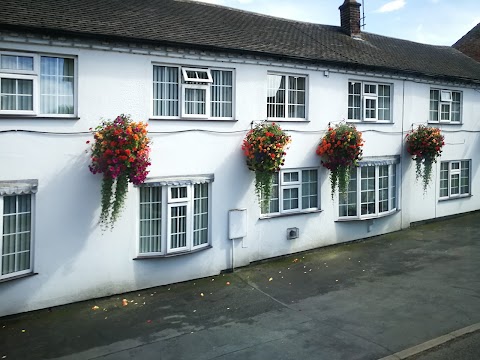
left=1, top=212, right=480, bottom=360
left=409, top=330, right=480, bottom=360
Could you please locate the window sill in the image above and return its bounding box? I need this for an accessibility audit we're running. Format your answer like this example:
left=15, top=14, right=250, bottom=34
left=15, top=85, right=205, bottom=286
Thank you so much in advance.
left=260, top=209, right=323, bottom=220
left=439, top=194, right=472, bottom=202
left=0, top=115, right=79, bottom=120
left=266, top=119, right=310, bottom=123
left=0, top=272, right=38, bottom=284
left=149, top=118, right=238, bottom=122
left=335, top=209, right=400, bottom=222
left=133, top=245, right=212, bottom=259
left=427, top=122, right=463, bottom=126
left=346, top=120, right=393, bottom=124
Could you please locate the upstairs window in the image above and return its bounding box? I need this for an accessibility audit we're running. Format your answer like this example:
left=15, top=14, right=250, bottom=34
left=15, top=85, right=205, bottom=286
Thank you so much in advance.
left=153, top=65, right=233, bottom=120
left=429, top=89, right=461, bottom=123
left=267, top=73, right=306, bottom=120
left=261, top=168, right=319, bottom=216
left=348, top=81, right=392, bottom=122
left=439, top=160, right=470, bottom=199
left=0, top=52, right=75, bottom=116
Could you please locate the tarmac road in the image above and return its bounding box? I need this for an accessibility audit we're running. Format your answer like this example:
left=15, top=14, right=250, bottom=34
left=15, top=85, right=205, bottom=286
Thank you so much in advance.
left=1, top=212, right=480, bottom=360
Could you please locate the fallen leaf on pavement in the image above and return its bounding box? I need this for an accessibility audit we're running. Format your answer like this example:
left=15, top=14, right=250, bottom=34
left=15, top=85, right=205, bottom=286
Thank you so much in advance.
left=226, top=281, right=230, bottom=285
left=122, top=299, right=128, bottom=306
left=200, top=293, right=204, bottom=297
left=268, top=277, right=273, bottom=281
left=91, top=306, right=99, bottom=310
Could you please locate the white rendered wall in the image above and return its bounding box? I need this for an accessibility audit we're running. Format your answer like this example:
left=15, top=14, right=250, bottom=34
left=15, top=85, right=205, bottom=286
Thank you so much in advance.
left=0, top=37, right=479, bottom=316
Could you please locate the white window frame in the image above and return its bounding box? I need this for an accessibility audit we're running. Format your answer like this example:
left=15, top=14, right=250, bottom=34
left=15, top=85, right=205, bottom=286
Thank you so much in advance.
left=137, top=179, right=212, bottom=257
left=151, top=64, right=234, bottom=120
left=338, top=163, right=398, bottom=220
left=347, top=80, right=392, bottom=122
left=439, top=160, right=471, bottom=200
left=0, top=51, right=77, bottom=117
left=429, top=88, right=462, bottom=124
left=181, top=67, right=213, bottom=83
left=0, top=190, right=35, bottom=281
left=261, top=168, right=319, bottom=216
left=181, top=83, right=210, bottom=119
left=0, top=73, right=37, bottom=115
left=266, top=72, right=307, bottom=121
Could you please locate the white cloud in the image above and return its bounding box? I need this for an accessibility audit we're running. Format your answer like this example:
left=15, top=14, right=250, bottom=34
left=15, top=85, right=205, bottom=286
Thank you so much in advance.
left=237, top=0, right=254, bottom=3
left=376, top=0, right=406, bottom=13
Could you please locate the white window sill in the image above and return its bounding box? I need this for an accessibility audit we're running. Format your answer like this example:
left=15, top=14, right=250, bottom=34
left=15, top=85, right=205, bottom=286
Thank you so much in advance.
left=346, top=119, right=393, bottom=124
left=0, top=115, right=79, bottom=120
left=0, top=272, right=37, bottom=283
left=266, top=118, right=309, bottom=123
left=133, top=245, right=212, bottom=259
left=427, top=121, right=463, bottom=126
left=149, top=117, right=237, bottom=122
left=439, top=194, right=472, bottom=202
left=260, top=209, right=322, bottom=220
left=336, top=209, right=400, bottom=222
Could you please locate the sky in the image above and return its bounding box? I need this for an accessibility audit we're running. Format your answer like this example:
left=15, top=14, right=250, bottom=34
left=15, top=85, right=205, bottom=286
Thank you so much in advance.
left=192, top=0, right=480, bottom=46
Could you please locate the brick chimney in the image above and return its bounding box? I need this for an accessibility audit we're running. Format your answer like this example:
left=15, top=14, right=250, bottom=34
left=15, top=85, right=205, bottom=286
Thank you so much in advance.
left=339, top=0, right=361, bottom=36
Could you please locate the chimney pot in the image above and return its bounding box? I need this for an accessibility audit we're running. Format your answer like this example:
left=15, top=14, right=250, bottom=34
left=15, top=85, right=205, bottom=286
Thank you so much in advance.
left=339, top=0, right=361, bottom=36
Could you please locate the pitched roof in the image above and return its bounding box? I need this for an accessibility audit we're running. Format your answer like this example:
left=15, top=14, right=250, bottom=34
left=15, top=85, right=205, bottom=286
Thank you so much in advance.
left=453, top=23, right=480, bottom=63
left=1, top=0, right=480, bottom=84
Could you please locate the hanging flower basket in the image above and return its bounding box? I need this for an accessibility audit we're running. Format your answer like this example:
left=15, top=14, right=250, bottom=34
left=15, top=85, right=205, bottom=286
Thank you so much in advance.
left=242, top=122, right=291, bottom=204
left=316, top=123, right=364, bottom=198
left=405, top=124, right=444, bottom=192
left=87, top=114, right=151, bottom=228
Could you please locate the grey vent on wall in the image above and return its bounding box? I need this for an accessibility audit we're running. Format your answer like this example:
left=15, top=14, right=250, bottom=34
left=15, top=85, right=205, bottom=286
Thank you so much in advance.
left=287, top=227, right=299, bottom=240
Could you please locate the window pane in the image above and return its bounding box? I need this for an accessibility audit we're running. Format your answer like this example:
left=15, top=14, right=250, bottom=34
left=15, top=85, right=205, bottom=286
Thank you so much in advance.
left=429, top=90, right=439, bottom=122
left=460, top=161, right=470, bottom=195
left=302, top=170, right=318, bottom=209
left=193, top=184, right=209, bottom=246
left=40, top=57, right=74, bottom=114
left=439, top=162, right=449, bottom=197
left=184, top=88, right=206, bottom=115
left=287, top=76, right=306, bottom=118
left=170, top=205, right=187, bottom=249
left=139, top=187, right=162, bottom=254
left=153, top=66, right=179, bottom=117
left=2, top=195, right=32, bottom=276
left=378, top=85, right=391, bottom=121
left=348, top=82, right=361, bottom=120
left=211, top=70, right=233, bottom=118
left=1, top=55, right=34, bottom=71
left=283, top=188, right=299, bottom=211
left=267, top=74, right=285, bottom=118
left=440, top=103, right=450, bottom=121
left=451, top=91, right=461, bottom=123
left=450, top=174, right=460, bottom=195
left=1, top=79, right=33, bottom=111
left=339, top=168, right=357, bottom=217
left=378, top=166, right=389, bottom=213
left=361, top=167, right=375, bottom=215
left=261, top=173, right=279, bottom=214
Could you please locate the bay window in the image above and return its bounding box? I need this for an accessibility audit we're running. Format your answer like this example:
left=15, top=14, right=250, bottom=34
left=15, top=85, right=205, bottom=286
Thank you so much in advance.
left=0, top=180, right=37, bottom=280
left=138, top=176, right=212, bottom=256
left=339, top=158, right=398, bottom=219
left=0, top=52, right=75, bottom=116
left=153, top=65, right=233, bottom=119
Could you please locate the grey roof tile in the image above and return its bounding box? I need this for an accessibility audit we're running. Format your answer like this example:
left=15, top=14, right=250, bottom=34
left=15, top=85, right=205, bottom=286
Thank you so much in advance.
left=1, top=0, right=480, bottom=83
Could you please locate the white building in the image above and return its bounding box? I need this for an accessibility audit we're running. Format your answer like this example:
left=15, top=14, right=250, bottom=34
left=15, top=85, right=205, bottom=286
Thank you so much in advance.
left=1, top=0, right=480, bottom=316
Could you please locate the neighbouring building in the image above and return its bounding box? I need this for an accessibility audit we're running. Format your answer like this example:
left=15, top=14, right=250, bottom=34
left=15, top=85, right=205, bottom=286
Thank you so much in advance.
left=453, top=23, right=480, bottom=62
left=1, top=0, right=480, bottom=317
